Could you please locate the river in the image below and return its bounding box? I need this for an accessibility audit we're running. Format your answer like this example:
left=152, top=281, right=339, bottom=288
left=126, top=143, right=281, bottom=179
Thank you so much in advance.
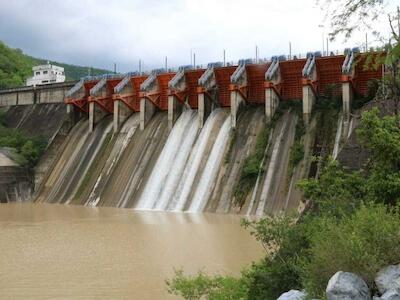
left=0, top=203, right=263, bottom=299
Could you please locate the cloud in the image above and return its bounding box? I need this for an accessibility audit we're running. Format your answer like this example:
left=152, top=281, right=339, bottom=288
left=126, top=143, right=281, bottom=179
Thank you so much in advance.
left=0, top=0, right=384, bottom=72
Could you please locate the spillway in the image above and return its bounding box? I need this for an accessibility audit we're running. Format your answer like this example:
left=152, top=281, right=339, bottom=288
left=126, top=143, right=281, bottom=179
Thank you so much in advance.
left=169, top=109, right=229, bottom=211
left=135, top=108, right=231, bottom=212
left=35, top=116, right=113, bottom=203
left=33, top=104, right=339, bottom=215
left=91, top=112, right=169, bottom=208
left=187, top=116, right=231, bottom=212
left=135, top=109, right=199, bottom=210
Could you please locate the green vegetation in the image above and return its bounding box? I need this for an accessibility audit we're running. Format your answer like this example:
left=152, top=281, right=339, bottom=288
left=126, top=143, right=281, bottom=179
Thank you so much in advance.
left=288, top=110, right=306, bottom=172
left=167, top=108, right=400, bottom=299
left=0, top=113, right=47, bottom=168
left=168, top=1, right=400, bottom=299
left=166, top=270, right=250, bottom=300
left=352, top=79, right=381, bottom=110
left=302, top=203, right=400, bottom=296
left=233, top=125, right=270, bottom=208
left=0, top=41, right=110, bottom=89
left=289, top=142, right=304, bottom=169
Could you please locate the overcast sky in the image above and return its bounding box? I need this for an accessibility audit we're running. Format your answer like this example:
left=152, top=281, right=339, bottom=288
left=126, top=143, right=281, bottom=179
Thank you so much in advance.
left=0, top=0, right=388, bottom=72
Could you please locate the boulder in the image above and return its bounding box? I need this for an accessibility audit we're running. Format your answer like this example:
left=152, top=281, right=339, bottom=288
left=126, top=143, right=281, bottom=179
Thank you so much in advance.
left=277, top=290, right=307, bottom=300
left=326, top=271, right=371, bottom=300
left=376, top=265, right=400, bottom=295
left=381, top=289, right=400, bottom=300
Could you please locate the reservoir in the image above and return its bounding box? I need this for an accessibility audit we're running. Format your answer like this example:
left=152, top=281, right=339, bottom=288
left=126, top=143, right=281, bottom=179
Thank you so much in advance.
left=0, top=203, right=263, bottom=299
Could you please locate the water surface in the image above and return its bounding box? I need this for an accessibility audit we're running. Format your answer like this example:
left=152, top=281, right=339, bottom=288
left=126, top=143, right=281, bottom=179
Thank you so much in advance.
left=0, top=203, right=263, bottom=299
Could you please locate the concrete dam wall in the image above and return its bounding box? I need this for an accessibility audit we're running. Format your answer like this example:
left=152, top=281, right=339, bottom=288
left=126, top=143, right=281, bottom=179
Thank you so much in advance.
left=0, top=103, right=71, bottom=202
left=30, top=102, right=345, bottom=215
left=2, top=50, right=379, bottom=212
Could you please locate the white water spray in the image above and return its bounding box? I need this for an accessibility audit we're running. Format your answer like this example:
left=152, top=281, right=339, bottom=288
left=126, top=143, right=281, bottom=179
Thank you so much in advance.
left=135, top=109, right=196, bottom=209
left=188, top=114, right=231, bottom=212
left=169, top=109, right=222, bottom=211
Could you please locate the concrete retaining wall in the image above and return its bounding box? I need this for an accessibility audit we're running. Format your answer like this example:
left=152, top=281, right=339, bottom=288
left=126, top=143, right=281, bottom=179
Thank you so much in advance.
left=0, top=81, right=77, bottom=106
left=0, top=166, right=32, bottom=202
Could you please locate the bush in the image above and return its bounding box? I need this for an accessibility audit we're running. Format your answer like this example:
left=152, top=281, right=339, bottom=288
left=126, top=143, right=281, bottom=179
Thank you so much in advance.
left=289, top=142, right=304, bottom=168
left=301, top=203, right=400, bottom=298
left=242, top=215, right=310, bottom=300
left=0, top=123, right=47, bottom=168
left=298, top=158, right=366, bottom=217
left=166, top=269, right=249, bottom=300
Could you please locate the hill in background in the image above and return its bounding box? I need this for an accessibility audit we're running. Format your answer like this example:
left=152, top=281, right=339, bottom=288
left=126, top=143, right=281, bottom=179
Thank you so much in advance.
left=0, top=41, right=111, bottom=89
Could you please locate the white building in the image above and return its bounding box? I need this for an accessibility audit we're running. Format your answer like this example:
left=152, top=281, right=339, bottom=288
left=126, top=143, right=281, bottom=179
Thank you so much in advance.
left=26, top=62, right=66, bottom=86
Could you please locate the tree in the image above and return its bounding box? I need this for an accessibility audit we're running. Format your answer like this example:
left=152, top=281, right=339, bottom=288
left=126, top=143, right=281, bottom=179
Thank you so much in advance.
left=318, top=0, right=400, bottom=113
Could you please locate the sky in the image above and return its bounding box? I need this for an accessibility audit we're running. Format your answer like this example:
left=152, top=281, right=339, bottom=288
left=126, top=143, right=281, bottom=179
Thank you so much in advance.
left=0, top=0, right=389, bottom=73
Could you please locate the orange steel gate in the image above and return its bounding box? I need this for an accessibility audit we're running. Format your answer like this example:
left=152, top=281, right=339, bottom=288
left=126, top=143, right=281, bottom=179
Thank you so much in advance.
left=214, top=66, right=237, bottom=107
left=141, top=73, right=176, bottom=110
left=113, top=76, right=148, bottom=112
left=89, top=78, right=123, bottom=113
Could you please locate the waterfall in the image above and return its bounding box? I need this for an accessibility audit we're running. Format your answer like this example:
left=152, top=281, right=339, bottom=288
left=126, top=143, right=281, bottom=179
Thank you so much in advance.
left=135, top=109, right=197, bottom=210
left=153, top=112, right=199, bottom=210
left=169, top=109, right=223, bottom=211
left=187, top=115, right=231, bottom=212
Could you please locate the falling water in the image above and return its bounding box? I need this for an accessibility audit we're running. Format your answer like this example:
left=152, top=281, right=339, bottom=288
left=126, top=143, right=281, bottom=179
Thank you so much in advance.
left=168, top=109, right=223, bottom=211
left=188, top=115, right=231, bottom=212
left=153, top=112, right=199, bottom=210
left=135, top=109, right=197, bottom=210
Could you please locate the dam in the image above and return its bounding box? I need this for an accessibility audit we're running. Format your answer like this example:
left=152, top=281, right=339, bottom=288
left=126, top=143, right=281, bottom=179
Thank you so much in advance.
left=1, top=49, right=384, bottom=215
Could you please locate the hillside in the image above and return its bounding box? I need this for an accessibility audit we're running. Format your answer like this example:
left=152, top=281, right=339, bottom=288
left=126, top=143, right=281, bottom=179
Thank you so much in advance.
left=0, top=41, right=111, bottom=89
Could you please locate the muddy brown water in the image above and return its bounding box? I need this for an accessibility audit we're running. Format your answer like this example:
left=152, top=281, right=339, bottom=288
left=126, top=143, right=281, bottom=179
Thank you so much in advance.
left=0, top=203, right=264, bottom=299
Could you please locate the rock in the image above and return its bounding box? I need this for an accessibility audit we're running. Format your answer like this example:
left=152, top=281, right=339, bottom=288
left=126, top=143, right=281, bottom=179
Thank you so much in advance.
left=374, top=297, right=382, bottom=300
left=381, top=289, right=400, bottom=300
left=376, top=265, right=400, bottom=294
left=277, top=289, right=307, bottom=300
left=326, top=271, right=371, bottom=300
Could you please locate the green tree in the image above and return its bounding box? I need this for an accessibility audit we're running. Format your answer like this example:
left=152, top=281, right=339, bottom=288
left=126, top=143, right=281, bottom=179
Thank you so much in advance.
left=0, top=41, right=111, bottom=88
left=301, top=203, right=400, bottom=297
left=319, top=0, right=399, bottom=112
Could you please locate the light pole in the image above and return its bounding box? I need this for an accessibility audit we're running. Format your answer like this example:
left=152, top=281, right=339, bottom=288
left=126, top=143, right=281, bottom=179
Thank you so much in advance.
left=319, top=24, right=325, bottom=55
left=255, top=45, right=259, bottom=63
left=223, top=49, right=226, bottom=67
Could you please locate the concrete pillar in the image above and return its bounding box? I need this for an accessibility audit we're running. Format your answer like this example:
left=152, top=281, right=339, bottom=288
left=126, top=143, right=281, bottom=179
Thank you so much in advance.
left=302, top=85, right=316, bottom=122
left=89, top=102, right=95, bottom=133
left=113, top=100, right=133, bottom=132
left=198, top=92, right=212, bottom=129
left=67, top=103, right=73, bottom=114
left=113, top=101, right=119, bottom=132
left=89, top=101, right=107, bottom=132
left=342, top=82, right=353, bottom=115
left=140, top=98, right=156, bottom=130
left=168, top=95, right=183, bottom=129
left=66, top=103, right=77, bottom=126
left=230, top=91, right=245, bottom=128
left=265, top=88, right=280, bottom=122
